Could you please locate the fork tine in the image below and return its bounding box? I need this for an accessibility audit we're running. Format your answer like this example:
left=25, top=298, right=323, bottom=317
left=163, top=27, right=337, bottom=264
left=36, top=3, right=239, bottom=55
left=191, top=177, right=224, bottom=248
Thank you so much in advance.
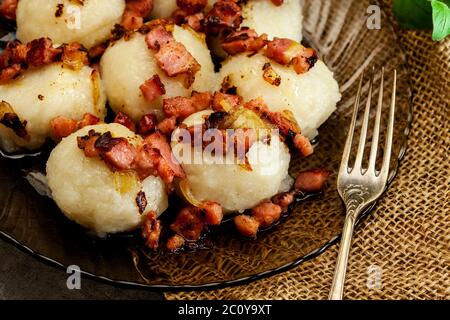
left=353, top=68, right=374, bottom=172
left=340, top=70, right=364, bottom=173
left=380, top=69, right=397, bottom=181
left=368, top=67, right=384, bottom=172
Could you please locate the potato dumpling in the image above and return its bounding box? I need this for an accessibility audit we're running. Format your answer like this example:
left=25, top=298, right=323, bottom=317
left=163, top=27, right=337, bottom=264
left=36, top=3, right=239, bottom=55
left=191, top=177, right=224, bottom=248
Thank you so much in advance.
left=242, top=0, right=303, bottom=42
left=100, top=26, right=216, bottom=121
left=218, top=53, right=341, bottom=138
left=0, top=63, right=106, bottom=153
left=171, top=110, right=293, bottom=214
left=16, top=0, right=126, bottom=49
left=46, top=123, right=168, bottom=236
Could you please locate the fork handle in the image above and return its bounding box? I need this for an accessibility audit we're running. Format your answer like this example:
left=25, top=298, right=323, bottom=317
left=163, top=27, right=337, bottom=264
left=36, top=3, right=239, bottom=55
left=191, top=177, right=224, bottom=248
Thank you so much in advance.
left=328, top=213, right=358, bottom=300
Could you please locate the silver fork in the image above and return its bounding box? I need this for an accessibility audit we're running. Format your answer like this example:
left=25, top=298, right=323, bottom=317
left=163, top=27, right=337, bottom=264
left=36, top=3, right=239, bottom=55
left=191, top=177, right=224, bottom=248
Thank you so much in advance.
left=329, top=68, right=397, bottom=300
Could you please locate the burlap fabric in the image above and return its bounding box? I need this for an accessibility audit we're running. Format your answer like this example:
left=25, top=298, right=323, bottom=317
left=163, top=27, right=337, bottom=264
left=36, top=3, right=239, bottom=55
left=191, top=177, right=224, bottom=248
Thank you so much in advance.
left=166, top=0, right=450, bottom=300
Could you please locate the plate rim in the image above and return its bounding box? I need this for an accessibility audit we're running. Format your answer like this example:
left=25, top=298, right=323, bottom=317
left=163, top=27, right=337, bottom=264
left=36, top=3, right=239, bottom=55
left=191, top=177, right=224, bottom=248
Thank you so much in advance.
left=0, top=1, right=414, bottom=292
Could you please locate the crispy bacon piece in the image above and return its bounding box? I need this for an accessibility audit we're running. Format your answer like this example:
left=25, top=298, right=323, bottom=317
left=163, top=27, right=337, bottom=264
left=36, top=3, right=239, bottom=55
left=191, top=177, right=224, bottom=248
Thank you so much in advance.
left=262, top=62, right=281, bottom=86
left=51, top=113, right=100, bottom=141
left=122, top=0, right=154, bottom=30
left=144, top=132, right=185, bottom=179
left=294, top=169, right=331, bottom=193
left=166, top=234, right=186, bottom=251
left=271, top=0, right=284, bottom=6
left=104, top=139, right=137, bottom=171
left=176, top=0, right=207, bottom=15
left=155, top=40, right=201, bottom=88
left=170, top=207, right=205, bottom=241
left=51, top=117, right=78, bottom=141
left=204, top=0, right=242, bottom=36
left=272, top=191, right=295, bottom=212
left=140, top=74, right=166, bottom=102
left=184, top=12, right=204, bottom=32
left=1, top=41, right=28, bottom=68
left=293, top=133, right=314, bottom=157
left=0, top=64, right=21, bottom=84
left=139, top=113, right=158, bottom=135
left=201, top=201, right=223, bottom=226
left=222, top=28, right=268, bottom=55
left=114, top=112, right=137, bottom=132
left=0, top=0, right=17, bottom=20
left=88, top=42, right=109, bottom=59
left=133, top=144, right=159, bottom=179
left=234, top=215, right=259, bottom=238
left=61, top=42, right=88, bottom=71
left=156, top=116, right=177, bottom=136
left=25, top=38, right=62, bottom=67
left=77, top=130, right=101, bottom=158
left=265, top=38, right=318, bottom=74
left=205, top=110, right=229, bottom=128
left=142, top=212, right=162, bottom=250
left=251, top=202, right=282, bottom=228
left=145, top=25, right=173, bottom=50
left=163, top=91, right=212, bottom=120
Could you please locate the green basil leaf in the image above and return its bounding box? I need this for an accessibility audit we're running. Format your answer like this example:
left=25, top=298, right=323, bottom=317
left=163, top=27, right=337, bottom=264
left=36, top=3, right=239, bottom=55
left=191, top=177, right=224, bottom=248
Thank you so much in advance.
left=431, top=0, right=450, bottom=40
left=393, top=0, right=434, bottom=30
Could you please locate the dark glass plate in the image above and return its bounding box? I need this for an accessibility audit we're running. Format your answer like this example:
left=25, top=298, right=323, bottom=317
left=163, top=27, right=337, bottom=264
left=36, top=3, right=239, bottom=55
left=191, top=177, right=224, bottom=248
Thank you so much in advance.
left=0, top=0, right=412, bottom=291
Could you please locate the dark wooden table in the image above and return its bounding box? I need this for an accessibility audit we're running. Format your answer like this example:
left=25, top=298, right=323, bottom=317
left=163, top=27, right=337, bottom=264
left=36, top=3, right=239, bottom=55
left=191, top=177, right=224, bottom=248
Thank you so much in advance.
left=0, top=239, right=164, bottom=300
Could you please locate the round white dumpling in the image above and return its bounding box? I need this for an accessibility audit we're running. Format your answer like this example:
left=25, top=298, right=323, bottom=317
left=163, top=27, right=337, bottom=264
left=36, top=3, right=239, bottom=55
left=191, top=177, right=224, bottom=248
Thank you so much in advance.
left=16, top=0, right=126, bottom=49
left=218, top=53, right=341, bottom=138
left=0, top=63, right=106, bottom=153
left=152, top=0, right=217, bottom=18
left=172, top=110, right=292, bottom=213
left=100, top=26, right=216, bottom=121
left=47, top=123, right=169, bottom=236
left=242, top=0, right=303, bottom=42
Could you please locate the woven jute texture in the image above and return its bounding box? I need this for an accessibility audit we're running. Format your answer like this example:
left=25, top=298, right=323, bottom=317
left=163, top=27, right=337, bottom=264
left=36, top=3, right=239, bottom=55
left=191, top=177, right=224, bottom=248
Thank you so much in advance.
left=165, top=1, right=450, bottom=300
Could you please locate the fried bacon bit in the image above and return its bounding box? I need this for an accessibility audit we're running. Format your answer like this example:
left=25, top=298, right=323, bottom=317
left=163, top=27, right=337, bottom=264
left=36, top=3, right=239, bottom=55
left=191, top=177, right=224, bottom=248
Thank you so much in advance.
left=155, top=40, right=201, bottom=88
left=262, top=62, right=281, bottom=86
left=166, top=234, right=186, bottom=252
left=156, top=116, right=177, bottom=136
left=140, top=74, right=166, bottom=102
left=204, top=0, right=242, bottom=36
left=26, top=38, right=62, bottom=67
left=136, top=191, right=148, bottom=214
left=51, top=113, right=100, bottom=141
left=0, top=101, right=29, bottom=139
left=88, top=42, right=109, bottom=59
left=293, top=133, right=314, bottom=157
left=205, top=110, right=228, bottom=128
left=294, top=169, right=331, bottom=193
left=272, top=191, right=295, bottom=212
left=251, top=202, right=282, bottom=228
left=184, top=12, right=205, bottom=32
left=0, top=0, right=18, bottom=20
left=222, top=28, right=268, bottom=55
left=163, top=91, right=212, bottom=120
left=234, top=215, right=259, bottom=238
left=144, top=132, right=186, bottom=179
left=114, top=112, right=136, bottom=132
left=139, top=113, right=158, bottom=135
left=201, top=201, right=223, bottom=226
left=142, top=212, right=162, bottom=250
left=243, top=98, right=313, bottom=157
left=271, top=0, right=284, bottom=6
left=145, top=25, right=173, bottom=50
left=77, top=130, right=101, bottom=157
left=0, top=64, right=21, bottom=84
left=265, top=38, right=318, bottom=74
left=122, top=0, right=154, bottom=30
left=1, top=41, right=28, bottom=68
left=61, top=42, right=88, bottom=71
left=104, top=139, right=137, bottom=170
left=170, top=206, right=205, bottom=241
left=176, top=0, right=207, bottom=15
